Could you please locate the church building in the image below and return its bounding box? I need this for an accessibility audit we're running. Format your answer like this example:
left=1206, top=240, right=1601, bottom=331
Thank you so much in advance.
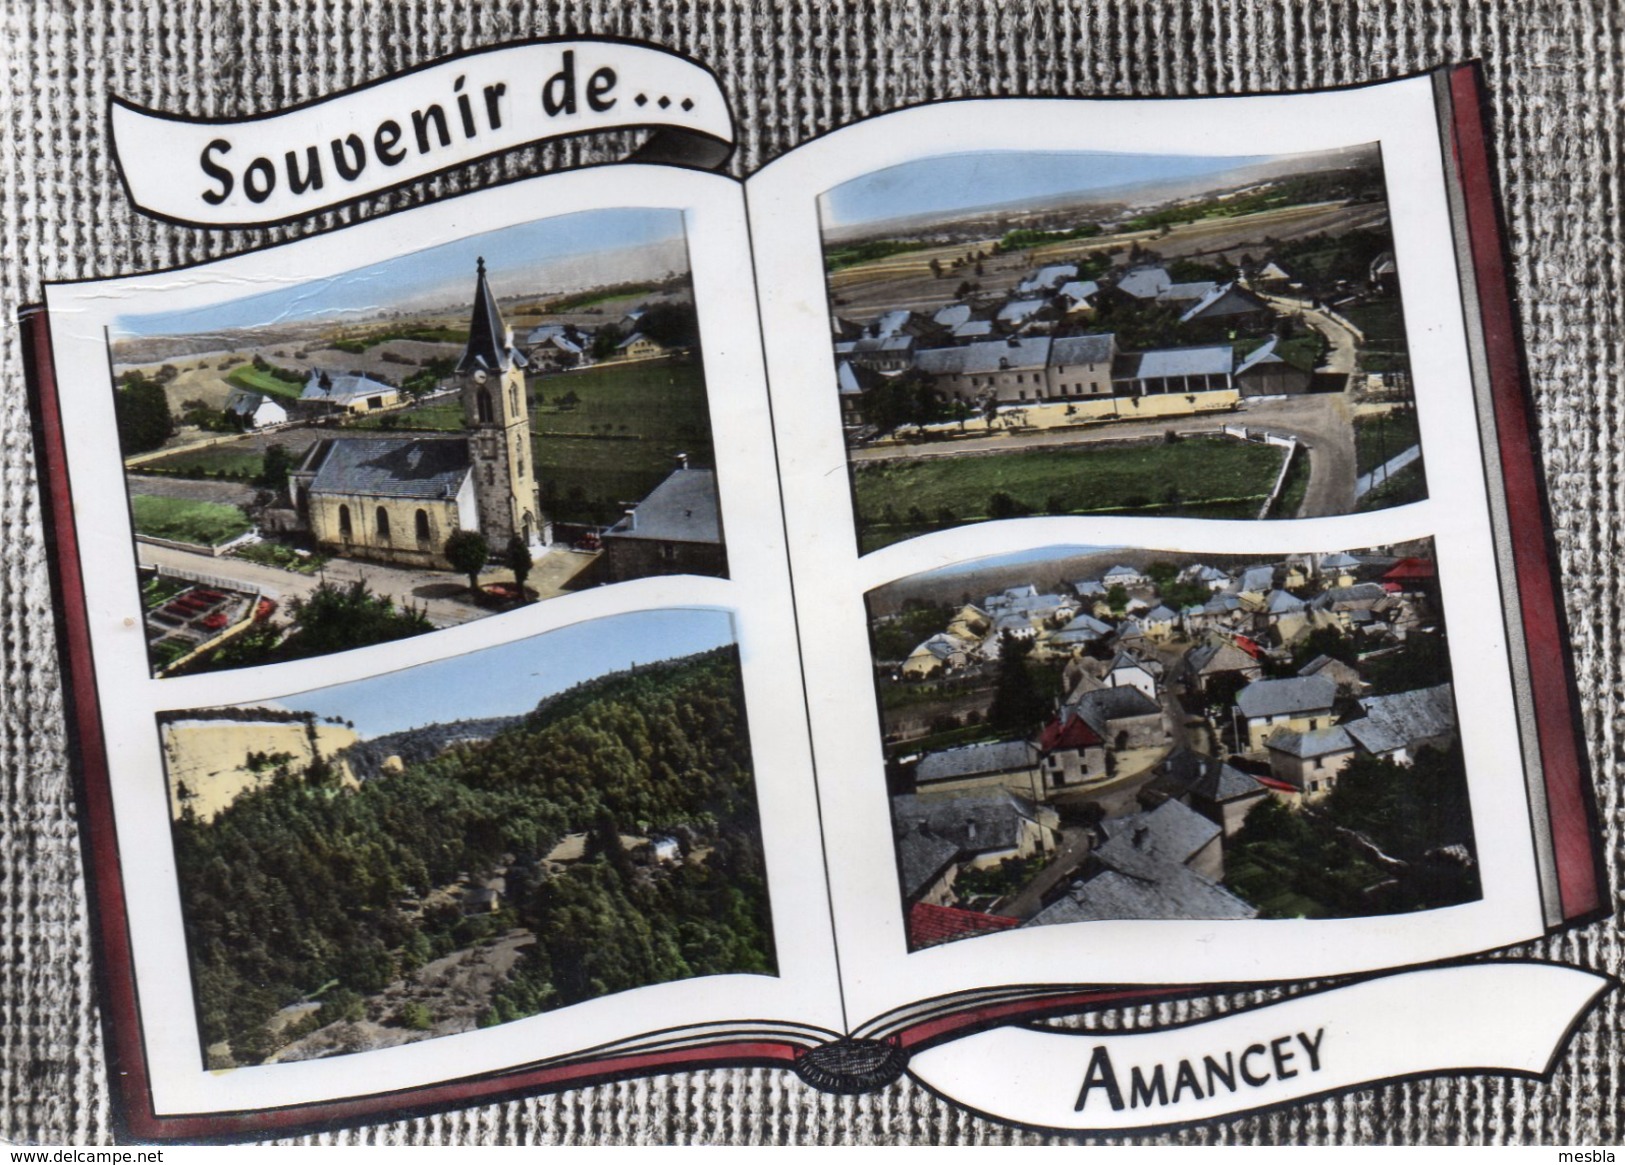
left=287, top=258, right=545, bottom=569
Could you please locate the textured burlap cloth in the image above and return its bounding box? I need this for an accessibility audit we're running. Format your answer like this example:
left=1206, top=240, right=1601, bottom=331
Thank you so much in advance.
left=0, top=0, right=1618, bottom=1145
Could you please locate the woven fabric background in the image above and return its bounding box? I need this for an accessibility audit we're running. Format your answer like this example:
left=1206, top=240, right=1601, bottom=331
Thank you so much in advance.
left=0, top=0, right=1619, bottom=1146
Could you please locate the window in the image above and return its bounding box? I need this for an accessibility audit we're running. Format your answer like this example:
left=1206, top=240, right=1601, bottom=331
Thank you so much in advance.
left=509, top=384, right=519, bottom=414
left=376, top=507, right=391, bottom=543
left=415, top=509, right=431, bottom=548
left=338, top=504, right=352, bottom=542
left=476, top=389, right=493, bottom=423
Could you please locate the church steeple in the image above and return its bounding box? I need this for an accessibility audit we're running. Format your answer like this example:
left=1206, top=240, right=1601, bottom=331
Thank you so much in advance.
left=457, top=257, right=544, bottom=548
left=456, top=256, right=529, bottom=375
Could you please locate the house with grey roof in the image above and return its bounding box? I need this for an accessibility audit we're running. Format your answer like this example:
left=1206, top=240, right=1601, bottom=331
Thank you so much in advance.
left=294, top=369, right=400, bottom=418
left=1112, top=344, right=1235, bottom=397
left=224, top=388, right=287, bottom=429
left=892, top=791, right=1059, bottom=907
left=1266, top=725, right=1356, bottom=795
left=601, top=461, right=726, bottom=583
left=1342, top=683, right=1456, bottom=763
left=912, top=738, right=1041, bottom=798
left=1045, top=333, right=1116, bottom=398
left=1147, top=747, right=1268, bottom=837
left=1025, top=799, right=1257, bottom=924
left=1234, top=335, right=1313, bottom=396
left=932, top=303, right=973, bottom=329
left=1067, top=686, right=1167, bottom=751
left=1182, top=639, right=1263, bottom=693
left=1177, top=281, right=1271, bottom=327
left=1235, top=674, right=1338, bottom=751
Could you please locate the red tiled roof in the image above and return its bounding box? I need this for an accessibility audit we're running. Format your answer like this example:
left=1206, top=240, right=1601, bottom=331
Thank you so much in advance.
left=908, top=901, right=1021, bottom=949
left=1233, top=634, right=1264, bottom=659
left=1038, top=712, right=1103, bottom=753
left=1383, top=557, right=1435, bottom=581
left=1255, top=774, right=1299, bottom=793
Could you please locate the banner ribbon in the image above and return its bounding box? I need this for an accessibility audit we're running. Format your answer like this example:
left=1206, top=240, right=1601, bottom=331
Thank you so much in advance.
left=909, top=963, right=1613, bottom=1131
left=109, top=39, right=735, bottom=227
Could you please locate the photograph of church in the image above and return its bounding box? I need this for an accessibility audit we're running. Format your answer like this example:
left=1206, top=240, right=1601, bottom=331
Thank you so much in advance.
left=286, top=259, right=546, bottom=569
left=113, top=208, right=726, bottom=677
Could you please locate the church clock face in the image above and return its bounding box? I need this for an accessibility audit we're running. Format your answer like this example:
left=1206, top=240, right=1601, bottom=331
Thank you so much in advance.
left=473, top=370, right=488, bottom=385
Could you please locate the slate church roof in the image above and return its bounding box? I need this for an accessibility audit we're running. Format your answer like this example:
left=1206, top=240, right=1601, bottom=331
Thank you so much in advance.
left=456, top=256, right=530, bottom=375
left=304, top=436, right=471, bottom=500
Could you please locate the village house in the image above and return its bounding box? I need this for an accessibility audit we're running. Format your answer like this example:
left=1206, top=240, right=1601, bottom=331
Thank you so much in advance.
left=892, top=790, right=1059, bottom=909
left=1341, top=683, right=1456, bottom=763
left=1234, top=336, right=1314, bottom=396
left=1235, top=674, right=1338, bottom=752
left=615, top=332, right=669, bottom=360
left=600, top=458, right=727, bottom=584
left=1266, top=725, right=1357, bottom=796
left=292, top=369, right=400, bottom=418
left=1181, top=638, right=1263, bottom=694
left=1035, top=710, right=1108, bottom=791
left=223, top=388, right=288, bottom=429
left=1025, top=799, right=1257, bottom=924
left=911, top=738, right=1043, bottom=799
left=1144, top=747, right=1269, bottom=838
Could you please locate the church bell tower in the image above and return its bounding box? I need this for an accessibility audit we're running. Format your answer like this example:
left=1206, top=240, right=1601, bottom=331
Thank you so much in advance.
left=457, top=257, right=543, bottom=547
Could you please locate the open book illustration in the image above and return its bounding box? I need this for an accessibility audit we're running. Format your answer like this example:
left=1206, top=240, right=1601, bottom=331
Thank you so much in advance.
left=22, top=58, right=1610, bottom=1138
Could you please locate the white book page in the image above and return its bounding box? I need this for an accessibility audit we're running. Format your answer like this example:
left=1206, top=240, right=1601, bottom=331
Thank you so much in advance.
left=44, top=164, right=843, bottom=1116
left=746, top=77, right=1547, bottom=1031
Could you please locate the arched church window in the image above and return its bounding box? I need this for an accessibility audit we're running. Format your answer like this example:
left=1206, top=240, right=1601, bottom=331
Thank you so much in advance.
left=376, top=507, right=391, bottom=543
left=338, top=505, right=352, bottom=542
left=510, top=383, right=519, bottom=414
left=477, top=389, right=493, bottom=424
left=415, top=509, right=431, bottom=547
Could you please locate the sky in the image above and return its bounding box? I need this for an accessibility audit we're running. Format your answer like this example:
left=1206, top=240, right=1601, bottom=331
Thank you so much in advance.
left=113, top=206, right=687, bottom=338
left=819, top=149, right=1275, bottom=228
left=903, top=544, right=1116, bottom=582
left=254, top=607, right=736, bottom=739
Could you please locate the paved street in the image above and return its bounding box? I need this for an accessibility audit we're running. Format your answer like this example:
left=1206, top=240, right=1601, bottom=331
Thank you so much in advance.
left=138, top=542, right=599, bottom=629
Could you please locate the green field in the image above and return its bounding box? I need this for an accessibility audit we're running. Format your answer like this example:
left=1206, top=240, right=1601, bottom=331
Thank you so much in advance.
left=853, top=438, right=1285, bottom=553
left=135, top=444, right=267, bottom=479
left=225, top=364, right=305, bottom=399
left=1357, top=459, right=1427, bottom=512
left=131, top=496, right=251, bottom=546
left=346, top=401, right=464, bottom=432
left=1354, top=409, right=1422, bottom=474
left=345, top=358, right=714, bottom=525
left=1344, top=299, right=1412, bottom=374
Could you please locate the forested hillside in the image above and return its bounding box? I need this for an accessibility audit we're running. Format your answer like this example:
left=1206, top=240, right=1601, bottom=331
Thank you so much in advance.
left=171, top=646, right=774, bottom=1065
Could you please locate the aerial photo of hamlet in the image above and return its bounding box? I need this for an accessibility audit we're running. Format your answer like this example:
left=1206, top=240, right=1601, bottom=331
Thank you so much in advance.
left=819, top=144, right=1422, bottom=552
left=867, top=541, right=1475, bottom=950
left=160, top=610, right=774, bottom=1067
left=113, top=208, right=724, bottom=676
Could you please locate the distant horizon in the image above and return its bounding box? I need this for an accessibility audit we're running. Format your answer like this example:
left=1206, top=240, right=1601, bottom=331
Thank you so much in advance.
left=113, top=206, right=689, bottom=340
left=199, top=608, right=737, bottom=739
left=819, top=143, right=1378, bottom=232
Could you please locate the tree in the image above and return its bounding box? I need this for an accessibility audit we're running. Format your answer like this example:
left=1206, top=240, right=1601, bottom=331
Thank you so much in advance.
left=505, top=533, right=533, bottom=600
left=590, top=324, right=624, bottom=361
left=113, top=371, right=172, bottom=455
left=444, top=529, right=490, bottom=594
left=283, top=579, right=432, bottom=658
left=256, top=443, right=294, bottom=491
left=988, top=633, right=1049, bottom=734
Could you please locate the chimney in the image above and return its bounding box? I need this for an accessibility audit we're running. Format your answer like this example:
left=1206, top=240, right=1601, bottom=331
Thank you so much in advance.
left=622, top=508, right=637, bottom=531
left=675, top=452, right=689, bottom=471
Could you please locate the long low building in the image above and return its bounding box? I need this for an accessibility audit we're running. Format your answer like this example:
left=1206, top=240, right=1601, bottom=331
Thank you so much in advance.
left=902, top=332, right=1238, bottom=405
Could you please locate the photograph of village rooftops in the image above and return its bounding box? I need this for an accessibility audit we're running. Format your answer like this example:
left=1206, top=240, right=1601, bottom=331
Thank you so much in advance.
left=868, top=541, right=1475, bottom=951
left=819, top=144, right=1422, bottom=554
left=113, top=208, right=724, bottom=677
left=160, top=609, right=774, bottom=1068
